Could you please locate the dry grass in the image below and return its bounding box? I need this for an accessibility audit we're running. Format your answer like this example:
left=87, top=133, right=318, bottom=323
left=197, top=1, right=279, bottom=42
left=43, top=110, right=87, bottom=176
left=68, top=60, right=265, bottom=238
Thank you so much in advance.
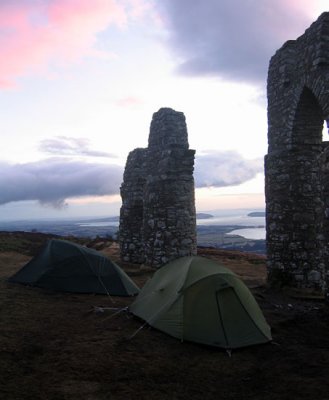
left=1, top=234, right=329, bottom=400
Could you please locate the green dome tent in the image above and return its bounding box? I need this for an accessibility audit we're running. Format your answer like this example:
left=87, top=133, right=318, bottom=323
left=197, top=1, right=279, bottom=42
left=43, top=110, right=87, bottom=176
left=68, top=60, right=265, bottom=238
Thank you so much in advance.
left=130, top=256, right=271, bottom=349
left=9, top=239, right=140, bottom=296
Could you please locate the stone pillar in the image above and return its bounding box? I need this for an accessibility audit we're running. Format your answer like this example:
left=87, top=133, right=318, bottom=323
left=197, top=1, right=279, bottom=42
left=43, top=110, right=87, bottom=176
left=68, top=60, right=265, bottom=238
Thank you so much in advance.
left=143, top=108, right=197, bottom=266
left=321, top=143, right=329, bottom=294
left=119, top=108, right=197, bottom=267
left=265, top=147, right=325, bottom=290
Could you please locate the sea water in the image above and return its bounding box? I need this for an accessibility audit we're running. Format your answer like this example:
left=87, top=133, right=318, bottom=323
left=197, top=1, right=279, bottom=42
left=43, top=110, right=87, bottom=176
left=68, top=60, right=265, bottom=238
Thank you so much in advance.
left=228, top=228, right=265, bottom=240
left=196, top=210, right=266, bottom=240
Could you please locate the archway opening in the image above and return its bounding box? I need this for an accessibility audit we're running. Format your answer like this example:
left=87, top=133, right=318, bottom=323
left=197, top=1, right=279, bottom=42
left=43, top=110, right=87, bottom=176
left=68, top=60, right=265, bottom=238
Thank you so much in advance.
left=292, top=87, right=324, bottom=146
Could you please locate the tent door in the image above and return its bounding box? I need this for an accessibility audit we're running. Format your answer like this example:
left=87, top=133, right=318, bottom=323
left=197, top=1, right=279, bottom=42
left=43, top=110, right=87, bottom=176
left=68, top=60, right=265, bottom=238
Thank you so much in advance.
left=216, top=287, right=267, bottom=348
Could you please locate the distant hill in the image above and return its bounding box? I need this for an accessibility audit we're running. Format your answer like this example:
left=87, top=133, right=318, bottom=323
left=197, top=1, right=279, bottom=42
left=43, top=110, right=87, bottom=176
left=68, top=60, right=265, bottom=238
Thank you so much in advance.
left=247, top=212, right=265, bottom=217
left=196, top=213, right=214, bottom=219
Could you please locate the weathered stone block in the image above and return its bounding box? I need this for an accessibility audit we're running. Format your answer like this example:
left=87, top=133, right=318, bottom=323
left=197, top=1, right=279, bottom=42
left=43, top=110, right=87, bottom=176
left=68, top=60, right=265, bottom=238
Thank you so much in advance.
left=308, top=270, right=321, bottom=282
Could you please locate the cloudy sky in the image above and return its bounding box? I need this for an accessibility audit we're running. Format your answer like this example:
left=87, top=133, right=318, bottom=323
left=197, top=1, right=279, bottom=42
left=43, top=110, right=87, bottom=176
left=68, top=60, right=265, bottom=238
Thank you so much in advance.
left=0, top=0, right=327, bottom=220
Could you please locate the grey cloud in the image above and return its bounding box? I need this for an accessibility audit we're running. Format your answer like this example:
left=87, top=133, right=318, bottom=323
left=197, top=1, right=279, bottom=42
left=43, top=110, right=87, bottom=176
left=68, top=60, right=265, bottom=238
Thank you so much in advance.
left=0, top=151, right=262, bottom=208
left=0, top=159, right=123, bottom=207
left=157, top=0, right=311, bottom=83
left=194, top=151, right=263, bottom=188
left=39, top=136, right=116, bottom=158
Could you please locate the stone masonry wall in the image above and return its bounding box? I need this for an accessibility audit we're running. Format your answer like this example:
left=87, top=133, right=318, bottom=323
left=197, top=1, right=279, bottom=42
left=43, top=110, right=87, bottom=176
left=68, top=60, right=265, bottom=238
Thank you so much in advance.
left=119, top=108, right=197, bottom=267
left=119, top=148, right=148, bottom=264
left=265, top=12, right=329, bottom=296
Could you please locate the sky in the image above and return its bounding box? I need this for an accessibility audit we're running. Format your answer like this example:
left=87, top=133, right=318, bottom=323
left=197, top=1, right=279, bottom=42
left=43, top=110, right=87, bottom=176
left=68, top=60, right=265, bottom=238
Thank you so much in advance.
left=0, top=0, right=328, bottom=220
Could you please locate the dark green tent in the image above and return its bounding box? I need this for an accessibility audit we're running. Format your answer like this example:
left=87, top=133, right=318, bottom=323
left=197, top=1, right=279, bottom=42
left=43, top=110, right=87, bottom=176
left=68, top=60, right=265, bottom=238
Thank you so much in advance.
left=130, top=256, right=271, bottom=349
left=9, top=239, right=140, bottom=296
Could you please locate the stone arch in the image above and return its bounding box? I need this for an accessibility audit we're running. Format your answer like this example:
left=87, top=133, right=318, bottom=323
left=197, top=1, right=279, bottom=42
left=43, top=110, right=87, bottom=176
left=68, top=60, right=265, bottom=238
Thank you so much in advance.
left=265, top=13, right=329, bottom=296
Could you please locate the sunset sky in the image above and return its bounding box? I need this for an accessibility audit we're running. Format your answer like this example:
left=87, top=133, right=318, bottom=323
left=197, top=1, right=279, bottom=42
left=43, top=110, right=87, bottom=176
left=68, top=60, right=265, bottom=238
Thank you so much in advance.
left=0, top=0, right=328, bottom=220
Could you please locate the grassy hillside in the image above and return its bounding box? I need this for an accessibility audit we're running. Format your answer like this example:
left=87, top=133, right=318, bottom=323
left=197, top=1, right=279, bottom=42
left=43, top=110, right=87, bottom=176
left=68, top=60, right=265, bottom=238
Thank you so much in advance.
left=0, top=232, right=328, bottom=400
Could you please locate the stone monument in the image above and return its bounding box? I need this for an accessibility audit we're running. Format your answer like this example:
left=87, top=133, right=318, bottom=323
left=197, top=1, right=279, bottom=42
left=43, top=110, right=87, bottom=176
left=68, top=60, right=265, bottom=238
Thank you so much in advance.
left=119, top=107, right=197, bottom=267
left=265, top=12, right=329, bottom=297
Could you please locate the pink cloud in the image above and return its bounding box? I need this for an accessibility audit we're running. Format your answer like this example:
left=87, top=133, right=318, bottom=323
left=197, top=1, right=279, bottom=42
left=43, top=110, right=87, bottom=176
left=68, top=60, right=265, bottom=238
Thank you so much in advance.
left=0, top=0, right=131, bottom=88
left=115, top=96, right=144, bottom=108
